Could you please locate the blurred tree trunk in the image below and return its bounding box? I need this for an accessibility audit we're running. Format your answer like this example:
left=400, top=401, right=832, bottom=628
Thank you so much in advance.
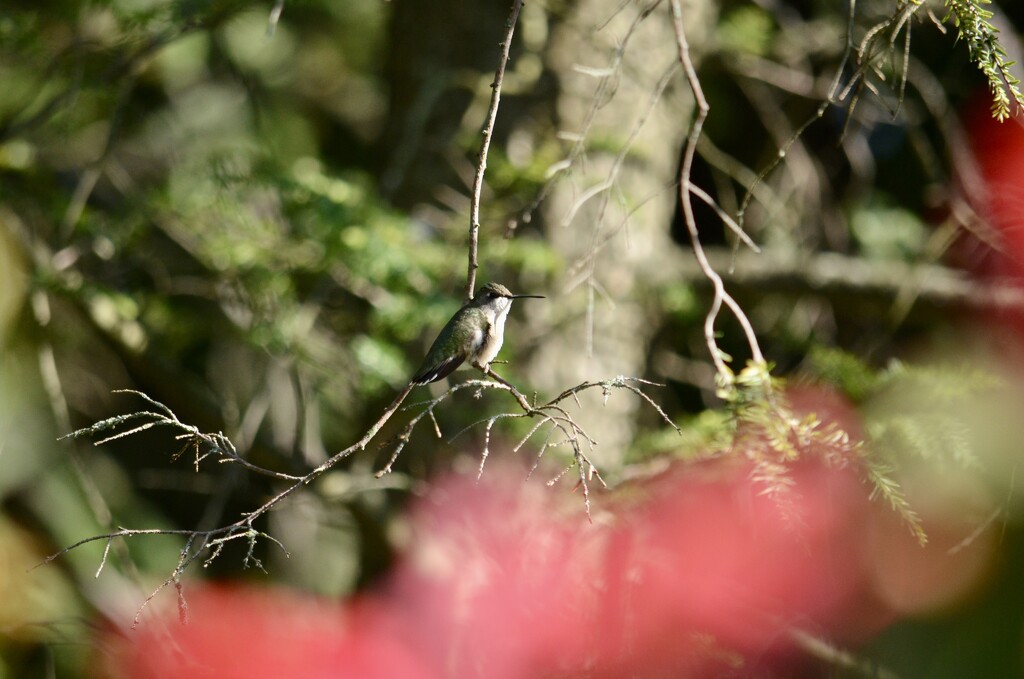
left=523, top=0, right=716, bottom=463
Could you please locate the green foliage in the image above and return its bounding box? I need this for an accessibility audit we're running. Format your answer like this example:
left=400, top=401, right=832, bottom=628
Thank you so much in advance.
left=865, top=360, right=999, bottom=472
left=717, top=5, right=776, bottom=57
left=715, top=363, right=842, bottom=509
left=628, top=409, right=732, bottom=463
left=807, top=349, right=1006, bottom=543
left=132, top=150, right=462, bottom=390
left=847, top=0, right=1022, bottom=134
left=715, top=359, right=776, bottom=409
left=850, top=198, right=928, bottom=262
left=807, top=346, right=880, bottom=403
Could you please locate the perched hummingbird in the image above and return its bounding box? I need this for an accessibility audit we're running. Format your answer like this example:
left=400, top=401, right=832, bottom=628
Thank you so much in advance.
left=411, top=282, right=544, bottom=385
left=372, top=282, right=544, bottom=478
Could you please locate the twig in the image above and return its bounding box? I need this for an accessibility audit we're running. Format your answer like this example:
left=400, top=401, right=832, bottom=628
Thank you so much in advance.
left=466, top=0, right=524, bottom=300
left=375, top=371, right=675, bottom=521
left=60, top=392, right=304, bottom=482
left=266, top=0, right=285, bottom=36
left=788, top=627, right=901, bottom=679
left=947, top=506, right=1003, bottom=555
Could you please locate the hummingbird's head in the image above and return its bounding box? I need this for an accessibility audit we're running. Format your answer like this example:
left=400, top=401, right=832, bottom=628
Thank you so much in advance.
left=473, top=282, right=545, bottom=310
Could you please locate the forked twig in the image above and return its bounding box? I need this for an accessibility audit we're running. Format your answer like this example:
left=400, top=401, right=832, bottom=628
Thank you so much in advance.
left=669, top=0, right=765, bottom=377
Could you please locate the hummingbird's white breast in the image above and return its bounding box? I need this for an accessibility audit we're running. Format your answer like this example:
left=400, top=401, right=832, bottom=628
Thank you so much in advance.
left=471, top=298, right=512, bottom=368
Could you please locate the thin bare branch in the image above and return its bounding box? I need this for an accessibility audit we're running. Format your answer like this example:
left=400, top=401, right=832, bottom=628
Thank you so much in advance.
left=467, top=0, right=524, bottom=300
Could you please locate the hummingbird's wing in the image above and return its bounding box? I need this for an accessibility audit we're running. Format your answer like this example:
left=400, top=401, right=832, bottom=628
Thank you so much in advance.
left=411, top=351, right=467, bottom=385
left=410, top=305, right=482, bottom=385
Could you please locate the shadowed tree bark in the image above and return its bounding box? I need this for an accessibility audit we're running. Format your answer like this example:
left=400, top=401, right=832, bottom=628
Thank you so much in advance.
left=377, top=0, right=512, bottom=207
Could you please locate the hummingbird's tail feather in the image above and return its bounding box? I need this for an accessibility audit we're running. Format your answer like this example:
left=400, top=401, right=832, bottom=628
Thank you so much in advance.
left=411, top=352, right=467, bottom=385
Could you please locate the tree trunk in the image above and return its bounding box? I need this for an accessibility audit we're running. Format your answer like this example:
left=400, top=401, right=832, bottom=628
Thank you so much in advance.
left=524, top=0, right=716, bottom=465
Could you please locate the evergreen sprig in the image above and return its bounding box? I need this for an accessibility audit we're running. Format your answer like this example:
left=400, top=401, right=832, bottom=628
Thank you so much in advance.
left=716, top=361, right=928, bottom=544
left=943, top=0, right=1024, bottom=121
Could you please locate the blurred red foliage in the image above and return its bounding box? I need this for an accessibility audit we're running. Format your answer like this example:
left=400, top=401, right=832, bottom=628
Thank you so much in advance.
left=963, top=100, right=1024, bottom=282
left=100, top=587, right=431, bottom=679
left=103, top=432, right=895, bottom=678
left=389, top=455, right=882, bottom=679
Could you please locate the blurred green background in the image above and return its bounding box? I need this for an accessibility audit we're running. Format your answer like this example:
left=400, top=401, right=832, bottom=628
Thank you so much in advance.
left=2, top=0, right=1024, bottom=676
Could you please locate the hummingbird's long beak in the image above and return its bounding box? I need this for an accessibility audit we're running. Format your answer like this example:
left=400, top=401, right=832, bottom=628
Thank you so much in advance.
left=509, top=294, right=545, bottom=299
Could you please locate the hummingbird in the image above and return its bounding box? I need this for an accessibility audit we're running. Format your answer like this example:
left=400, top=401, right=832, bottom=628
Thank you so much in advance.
left=411, top=281, right=545, bottom=385
left=372, top=282, right=544, bottom=478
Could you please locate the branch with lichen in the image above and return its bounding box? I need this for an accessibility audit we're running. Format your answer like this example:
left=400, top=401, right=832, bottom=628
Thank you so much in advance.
left=44, top=368, right=680, bottom=620
left=376, top=371, right=681, bottom=518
